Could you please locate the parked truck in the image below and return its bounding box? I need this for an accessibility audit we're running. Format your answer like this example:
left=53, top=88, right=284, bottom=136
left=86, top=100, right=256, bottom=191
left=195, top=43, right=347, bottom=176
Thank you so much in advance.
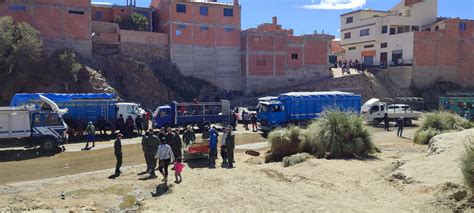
left=10, top=93, right=144, bottom=133
left=257, top=91, right=361, bottom=132
left=439, top=94, right=474, bottom=121
left=361, top=98, right=422, bottom=126
left=0, top=95, right=68, bottom=151
left=154, top=100, right=231, bottom=129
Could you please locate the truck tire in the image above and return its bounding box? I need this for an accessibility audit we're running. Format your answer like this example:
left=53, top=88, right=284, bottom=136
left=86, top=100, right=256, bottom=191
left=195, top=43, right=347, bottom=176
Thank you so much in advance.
left=372, top=119, right=381, bottom=127
left=41, top=138, right=57, bottom=152
left=404, top=119, right=412, bottom=127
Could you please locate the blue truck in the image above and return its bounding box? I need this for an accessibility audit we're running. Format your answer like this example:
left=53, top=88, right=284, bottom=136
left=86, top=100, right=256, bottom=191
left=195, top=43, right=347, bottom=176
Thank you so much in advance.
left=154, top=100, right=231, bottom=129
left=10, top=93, right=144, bottom=132
left=257, top=91, right=362, bottom=131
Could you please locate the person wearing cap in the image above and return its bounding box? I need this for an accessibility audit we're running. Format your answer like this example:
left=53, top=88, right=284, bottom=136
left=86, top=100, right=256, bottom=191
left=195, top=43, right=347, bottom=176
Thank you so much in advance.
left=113, top=133, right=123, bottom=177
left=224, top=126, right=235, bottom=168
left=183, top=125, right=195, bottom=146
left=85, top=121, right=96, bottom=148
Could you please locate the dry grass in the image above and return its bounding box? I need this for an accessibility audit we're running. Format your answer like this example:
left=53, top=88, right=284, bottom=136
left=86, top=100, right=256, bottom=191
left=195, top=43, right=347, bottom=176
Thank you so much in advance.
left=282, top=153, right=314, bottom=167
left=461, top=140, right=474, bottom=190
left=415, top=112, right=472, bottom=145
left=268, top=126, right=303, bottom=161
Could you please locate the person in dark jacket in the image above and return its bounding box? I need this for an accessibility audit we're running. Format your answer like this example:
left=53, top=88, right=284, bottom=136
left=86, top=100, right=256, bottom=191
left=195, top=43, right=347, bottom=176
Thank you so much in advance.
left=126, top=116, right=134, bottom=137
left=142, top=129, right=159, bottom=177
left=116, top=114, right=125, bottom=135
left=167, top=129, right=182, bottom=159
left=135, top=115, right=143, bottom=135
left=397, top=117, right=405, bottom=137
left=251, top=113, right=258, bottom=132
left=383, top=113, right=390, bottom=131
left=141, top=114, right=149, bottom=132
left=111, top=133, right=123, bottom=178
left=224, top=126, right=235, bottom=168
left=182, top=125, right=196, bottom=146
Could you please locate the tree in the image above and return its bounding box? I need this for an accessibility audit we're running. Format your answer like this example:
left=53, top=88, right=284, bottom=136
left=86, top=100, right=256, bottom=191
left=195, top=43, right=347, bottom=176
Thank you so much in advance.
left=0, top=16, right=43, bottom=74
left=130, top=12, right=149, bottom=31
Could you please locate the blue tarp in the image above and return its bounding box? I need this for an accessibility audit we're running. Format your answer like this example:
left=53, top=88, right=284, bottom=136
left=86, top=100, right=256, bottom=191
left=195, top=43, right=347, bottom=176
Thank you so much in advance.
left=10, top=93, right=116, bottom=106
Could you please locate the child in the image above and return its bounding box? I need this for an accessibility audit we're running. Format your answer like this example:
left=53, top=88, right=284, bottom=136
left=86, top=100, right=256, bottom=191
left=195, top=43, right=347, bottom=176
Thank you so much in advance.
left=174, top=158, right=185, bottom=183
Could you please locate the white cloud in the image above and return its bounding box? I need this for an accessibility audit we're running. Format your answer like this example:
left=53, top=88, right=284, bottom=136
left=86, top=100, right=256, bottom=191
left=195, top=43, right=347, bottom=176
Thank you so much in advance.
left=300, top=0, right=367, bottom=10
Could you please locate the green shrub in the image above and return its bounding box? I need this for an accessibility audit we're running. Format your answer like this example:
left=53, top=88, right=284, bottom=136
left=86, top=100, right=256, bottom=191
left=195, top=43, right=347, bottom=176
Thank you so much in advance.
left=310, top=109, right=375, bottom=158
left=299, top=122, right=320, bottom=154
left=414, top=112, right=472, bottom=144
left=282, top=153, right=314, bottom=167
left=268, top=126, right=302, bottom=161
left=461, top=141, right=474, bottom=189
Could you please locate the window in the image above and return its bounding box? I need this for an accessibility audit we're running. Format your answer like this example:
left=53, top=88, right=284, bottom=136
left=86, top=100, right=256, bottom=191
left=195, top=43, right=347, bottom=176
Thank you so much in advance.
left=360, top=29, right=370, bottom=36
left=435, top=26, right=439, bottom=31
left=176, top=4, right=186, bottom=13
left=389, top=28, right=396, bottom=35
left=381, top=42, right=387, bottom=48
left=44, top=114, right=62, bottom=126
left=364, top=44, right=374, bottom=48
left=8, top=5, right=26, bottom=11
left=224, top=27, right=234, bottom=32
left=382, top=25, right=388, bottom=34
left=33, top=115, right=41, bottom=126
left=344, top=32, right=351, bottom=39
left=200, top=25, right=209, bottom=31
left=460, top=22, right=467, bottom=31
left=177, top=24, right=187, bottom=29
left=200, top=6, right=208, bottom=16
left=291, top=53, right=298, bottom=60
left=346, top=17, right=353, bottom=24
left=411, top=26, right=420, bottom=31
left=223, top=8, right=233, bottom=17
left=68, top=10, right=84, bottom=15
left=95, top=11, right=103, bottom=21
left=256, top=59, right=266, bottom=66
left=348, top=47, right=356, bottom=50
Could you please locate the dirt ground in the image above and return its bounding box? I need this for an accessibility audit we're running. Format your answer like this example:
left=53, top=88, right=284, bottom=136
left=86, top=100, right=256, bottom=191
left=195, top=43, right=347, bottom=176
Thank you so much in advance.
left=0, top=122, right=467, bottom=212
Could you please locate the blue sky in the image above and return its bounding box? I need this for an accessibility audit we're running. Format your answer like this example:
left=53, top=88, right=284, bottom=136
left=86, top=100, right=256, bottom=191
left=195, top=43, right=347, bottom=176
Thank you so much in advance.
left=103, top=0, right=474, bottom=38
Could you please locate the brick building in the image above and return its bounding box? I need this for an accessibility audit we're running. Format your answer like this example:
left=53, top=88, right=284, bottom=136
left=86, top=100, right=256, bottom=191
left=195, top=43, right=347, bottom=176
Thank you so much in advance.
left=91, top=2, right=155, bottom=32
left=0, top=0, right=92, bottom=57
left=241, top=17, right=334, bottom=94
left=413, top=18, right=474, bottom=88
left=151, top=0, right=242, bottom=91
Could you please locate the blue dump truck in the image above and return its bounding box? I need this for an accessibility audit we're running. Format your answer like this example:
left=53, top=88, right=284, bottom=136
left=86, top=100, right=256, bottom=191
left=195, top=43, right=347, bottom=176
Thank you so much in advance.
left=10, top=93, right=143, bottom=132
left=257, top=91, right=361, bottom=131
left=154, top=100, right=231, bottom=129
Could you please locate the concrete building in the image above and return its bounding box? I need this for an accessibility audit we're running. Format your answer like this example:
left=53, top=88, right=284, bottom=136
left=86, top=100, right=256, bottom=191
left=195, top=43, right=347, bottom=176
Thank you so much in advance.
left=241, top=17, right=334, bottom=94
left=340, top=0, right=437, bottom=66
left=0, top=0, right=92, bottom=57
left=151, top=0, right=242, bottom=91
left=91, top=2, right=156, bottom=32
left=330, top=39, right=345, bottom=62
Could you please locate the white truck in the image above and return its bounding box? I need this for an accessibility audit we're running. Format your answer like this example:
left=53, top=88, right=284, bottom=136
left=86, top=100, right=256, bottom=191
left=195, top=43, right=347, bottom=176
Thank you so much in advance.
left=361, top=98, right=422, bottom=126
left=0, top=96, right=68, bottom=151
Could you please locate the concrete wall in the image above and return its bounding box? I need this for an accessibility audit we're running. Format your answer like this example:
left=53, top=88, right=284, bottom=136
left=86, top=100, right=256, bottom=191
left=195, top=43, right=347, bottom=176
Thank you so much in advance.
left=120, top=30, right=169, bottom=60
left=384, top=66, right=413, bottom=89
left=412, top=19, right=474, bottom=89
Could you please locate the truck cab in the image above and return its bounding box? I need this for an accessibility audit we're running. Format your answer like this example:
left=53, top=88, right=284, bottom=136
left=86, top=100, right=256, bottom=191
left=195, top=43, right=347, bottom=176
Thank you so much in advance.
left=258, top=101, right=286, bottom=131
left=153, top=105, right=173, bottom=128
left=116, top=103, right=143, bottom=120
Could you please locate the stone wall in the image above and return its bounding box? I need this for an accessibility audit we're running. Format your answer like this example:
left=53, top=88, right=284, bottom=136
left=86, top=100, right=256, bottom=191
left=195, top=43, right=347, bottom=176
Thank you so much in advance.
left=120, top=30, right=169, bottom=61
left=42, top=37, right=92, bottom=58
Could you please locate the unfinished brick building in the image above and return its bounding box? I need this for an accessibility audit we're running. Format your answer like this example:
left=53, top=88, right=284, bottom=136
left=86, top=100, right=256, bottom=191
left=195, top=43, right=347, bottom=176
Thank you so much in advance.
left=413, top=18, right=474, bottom=89
left=241, top=17, right=334, bottom=94
left=0, top=0, right=92, bottom=57
left=151, top=0, right=242, bottom=91
left=91, top=1, right=155, bottom=32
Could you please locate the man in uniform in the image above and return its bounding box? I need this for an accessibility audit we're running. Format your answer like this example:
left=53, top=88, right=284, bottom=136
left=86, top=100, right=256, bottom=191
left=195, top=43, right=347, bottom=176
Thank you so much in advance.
left=143, top=129, right=159, bottom=178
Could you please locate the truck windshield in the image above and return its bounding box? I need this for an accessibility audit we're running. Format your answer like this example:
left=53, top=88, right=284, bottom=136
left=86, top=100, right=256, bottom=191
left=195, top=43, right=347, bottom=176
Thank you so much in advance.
left=272, top=105, right=284, bottom=112
left=259, top=104, right=270, bottom=113
left=159, top=110, right=169, bottom=118
left=44, top=113, right=63, bottom=126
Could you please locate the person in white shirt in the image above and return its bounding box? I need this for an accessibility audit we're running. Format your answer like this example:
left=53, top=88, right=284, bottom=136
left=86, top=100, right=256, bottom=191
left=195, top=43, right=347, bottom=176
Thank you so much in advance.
left=156, top=140, right=174, bottom=182
left=220, top=128, right=228, bottom=165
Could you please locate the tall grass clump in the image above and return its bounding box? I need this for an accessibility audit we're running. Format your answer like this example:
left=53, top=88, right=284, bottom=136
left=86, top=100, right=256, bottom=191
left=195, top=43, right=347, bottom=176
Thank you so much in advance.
left=268, top=126, right=303, bottom=161
left=307, top=109, right=376, bottom=158
left=414, top=111, right=472, bottom=145
left=461, top=141, right=474, bottom=190
left=282, top=153, right=314, bottom=167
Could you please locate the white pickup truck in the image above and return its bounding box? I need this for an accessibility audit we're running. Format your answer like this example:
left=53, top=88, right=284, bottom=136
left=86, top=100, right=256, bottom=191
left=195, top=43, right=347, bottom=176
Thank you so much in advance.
left=361, top=98, right=422, bottom=126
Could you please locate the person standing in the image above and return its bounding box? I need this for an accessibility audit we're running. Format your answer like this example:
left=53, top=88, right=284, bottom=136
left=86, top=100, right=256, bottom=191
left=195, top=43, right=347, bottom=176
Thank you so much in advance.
left=126, top=115, right=134, bottom=137
left=383, top=113, right=390, bottom=131
left=116, top=114, right=125, bottom=135
left=183, top=125, right=195, bottom=146
left=174, top=158, right=184, bottom=183
left=220, top=127, right=228, bottom=166
left=156, top=139, right=174, bottom=183
left=209, top=126, right=219, bottom=167
left=251, top=113, right=258, bottom=132
left=113, top=133, right=123, bottom=177
left=397, top=117, right=405, bottom=137
left=142, top=114, right=149, bottom=132
left=225, top=126, right=235, bottom=168
left=141, top=130, right=151, bottom=174
left=170, top=129, right=183, bottom=160
left=135, top=115, right=143, bottom=135
left=85, top=121, right=96, bottom=148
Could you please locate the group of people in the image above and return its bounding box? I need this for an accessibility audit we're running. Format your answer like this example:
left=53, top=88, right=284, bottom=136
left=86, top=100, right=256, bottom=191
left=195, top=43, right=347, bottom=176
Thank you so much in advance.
left=382, top=113, right=405, bottom=137
left=111, top=124, right=236, bottom=183
left=334, top=60, right=365, bottom=75
left=240, top=110, right=258, bottom=132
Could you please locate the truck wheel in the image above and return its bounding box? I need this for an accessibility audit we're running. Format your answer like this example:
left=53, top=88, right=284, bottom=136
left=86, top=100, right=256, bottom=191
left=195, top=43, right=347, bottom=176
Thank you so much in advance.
left=404, top=119, right=412, bottom=127
left=372, top=119, right=381, bottom=127
left=41, top=138, right=57, bottom=152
